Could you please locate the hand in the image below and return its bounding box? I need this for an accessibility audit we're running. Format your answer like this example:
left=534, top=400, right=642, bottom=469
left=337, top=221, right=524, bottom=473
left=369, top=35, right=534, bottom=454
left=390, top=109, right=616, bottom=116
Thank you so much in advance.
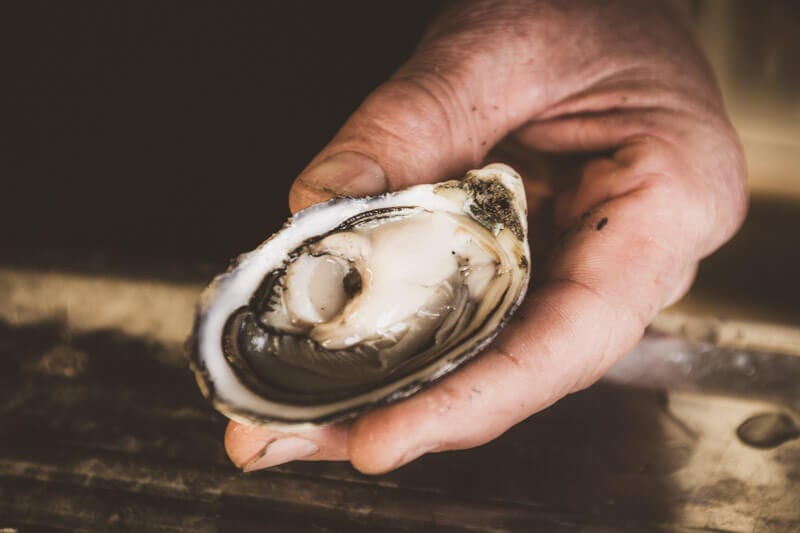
left=226, top=0, right=746, bottom=474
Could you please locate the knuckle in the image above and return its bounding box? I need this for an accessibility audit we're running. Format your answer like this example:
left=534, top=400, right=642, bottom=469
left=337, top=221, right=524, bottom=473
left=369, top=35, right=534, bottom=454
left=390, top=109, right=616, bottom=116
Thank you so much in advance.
left=391, top=72, right=483, bottom=165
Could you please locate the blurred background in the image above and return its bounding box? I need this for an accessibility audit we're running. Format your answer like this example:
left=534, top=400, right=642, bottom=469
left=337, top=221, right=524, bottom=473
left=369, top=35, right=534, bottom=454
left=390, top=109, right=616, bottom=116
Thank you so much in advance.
left=673, top=0, right=800, bottom=334
left=1, top=1, right=798, bottom=328
left=1, top=1, right=438, bottom=261
left=1, top=1, right=798, bottom=531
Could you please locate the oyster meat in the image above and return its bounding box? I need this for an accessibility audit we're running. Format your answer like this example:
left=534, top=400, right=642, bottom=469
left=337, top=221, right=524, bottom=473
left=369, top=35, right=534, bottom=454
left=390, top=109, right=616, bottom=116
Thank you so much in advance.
left=189, top=163, right=530, bottom=427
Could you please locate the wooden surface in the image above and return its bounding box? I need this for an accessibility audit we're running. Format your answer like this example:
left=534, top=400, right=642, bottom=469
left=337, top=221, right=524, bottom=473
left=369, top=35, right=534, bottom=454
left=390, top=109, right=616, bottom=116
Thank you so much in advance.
left=1, top=258, right=799, bottom=532
left=0, top=316, right=648, bottom=531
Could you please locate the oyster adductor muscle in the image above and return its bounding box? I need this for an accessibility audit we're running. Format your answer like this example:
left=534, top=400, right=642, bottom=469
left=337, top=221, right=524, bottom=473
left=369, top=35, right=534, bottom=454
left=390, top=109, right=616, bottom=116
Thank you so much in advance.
left=189, top=163, right=530, bottom=427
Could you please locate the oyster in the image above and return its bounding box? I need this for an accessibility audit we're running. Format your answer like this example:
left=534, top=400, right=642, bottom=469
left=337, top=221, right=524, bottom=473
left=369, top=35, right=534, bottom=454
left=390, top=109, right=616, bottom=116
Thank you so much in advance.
left=189, top=163, right=530, bottom=427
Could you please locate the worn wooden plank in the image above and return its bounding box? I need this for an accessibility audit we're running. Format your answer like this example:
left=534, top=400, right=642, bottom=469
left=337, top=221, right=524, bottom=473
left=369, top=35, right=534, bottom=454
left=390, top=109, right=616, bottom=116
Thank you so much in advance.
left=0, top=313, right=678, bottom=531
left=0, top=476, right=399, bottom=533
left=2, top=263, right=799, bottom=531
left=0, top=445, right=590, bottom=532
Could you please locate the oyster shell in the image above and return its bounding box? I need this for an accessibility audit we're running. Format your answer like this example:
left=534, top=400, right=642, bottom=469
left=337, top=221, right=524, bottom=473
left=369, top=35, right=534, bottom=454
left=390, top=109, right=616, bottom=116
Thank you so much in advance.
left=188, top=163, right=530, bottom=427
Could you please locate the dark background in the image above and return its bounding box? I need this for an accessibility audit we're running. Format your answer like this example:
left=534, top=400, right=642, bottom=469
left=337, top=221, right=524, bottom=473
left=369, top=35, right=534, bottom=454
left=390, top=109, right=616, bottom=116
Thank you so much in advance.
left=1, top=2, right=439, bottom=262
left=2, top=2, right=799, bottom=323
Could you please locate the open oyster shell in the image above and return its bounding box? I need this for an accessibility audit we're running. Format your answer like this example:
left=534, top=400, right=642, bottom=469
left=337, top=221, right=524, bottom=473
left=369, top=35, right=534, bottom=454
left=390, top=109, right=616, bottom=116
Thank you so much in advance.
left=188, top=163, right=530, bottom=427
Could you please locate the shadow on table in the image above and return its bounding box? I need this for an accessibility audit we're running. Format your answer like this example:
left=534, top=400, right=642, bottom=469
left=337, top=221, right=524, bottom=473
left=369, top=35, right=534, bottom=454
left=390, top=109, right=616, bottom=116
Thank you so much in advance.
left=1, top=317, right=687, bottom=530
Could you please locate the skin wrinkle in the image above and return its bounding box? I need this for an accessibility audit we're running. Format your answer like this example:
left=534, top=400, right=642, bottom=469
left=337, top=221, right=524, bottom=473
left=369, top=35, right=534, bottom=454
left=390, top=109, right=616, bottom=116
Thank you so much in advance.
left=241, top=437, right=278, bottom=471
left=535, top=280, right=637, bottom=394
left=559, top=27, right=699, bottom=110
left=633, top=177, right=704, bottom=245
left=554, top=237, right=683, bottom=328
left=492, top=343, right=522, bottom=369
left=403, top=356, right=531, bottom=453
left=581, top=164, right=675, bottom=212
left=392, top=74, right=483, bottom=170
left=422, top=2, right=716, bottom=156
left=546, top=276, right=628, bottom=331
left=533, top=70, right=693, bottom=123
left=575, top=162, right=621, bottom=208
left=419, top=1, right=539, bottom=56
left=524, top=4, right=708, bottom=119
left=528, top=107, right=690, bottom=141
left=548, top=167, right=690, bottom=366
left=365, top=95, right=444, bottom=181
left=511, top=292, right=575, bottom=377
left=552, top=131, right=722, bottom=267
left=644, top=138, right=746, bottom=259
left=403, top=322, right=555, bottom=450
left=543, top=283, right=619, bottom=388
left=311, top=81, right=461, bottom=190
left=631, top=120, right=748, bottom=250
left=549, top=185, right=688, bottom=332
left=560, top=160, right=686, bottom=243
left=417, top=5, right=641, bottom=130
left=518, top=109, right=697, bottom=155
left=396, top=38, right=528, bottom=160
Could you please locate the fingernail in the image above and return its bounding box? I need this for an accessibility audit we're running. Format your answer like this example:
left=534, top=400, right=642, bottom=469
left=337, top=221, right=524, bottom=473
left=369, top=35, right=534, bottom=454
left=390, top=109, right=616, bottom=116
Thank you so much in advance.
left=242, top=437, right=320, bottom=472
left=299, top=151, right=388, bottom=197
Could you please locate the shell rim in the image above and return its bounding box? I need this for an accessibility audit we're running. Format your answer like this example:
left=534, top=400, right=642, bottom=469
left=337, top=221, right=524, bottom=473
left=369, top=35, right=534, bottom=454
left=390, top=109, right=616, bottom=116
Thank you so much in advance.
left=185, top=164, right=530, bottom=429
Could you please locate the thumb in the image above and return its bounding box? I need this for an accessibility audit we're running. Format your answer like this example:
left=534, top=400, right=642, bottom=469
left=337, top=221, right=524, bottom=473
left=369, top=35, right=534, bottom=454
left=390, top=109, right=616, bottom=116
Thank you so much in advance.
left=288, top=32, right=526, bottom=213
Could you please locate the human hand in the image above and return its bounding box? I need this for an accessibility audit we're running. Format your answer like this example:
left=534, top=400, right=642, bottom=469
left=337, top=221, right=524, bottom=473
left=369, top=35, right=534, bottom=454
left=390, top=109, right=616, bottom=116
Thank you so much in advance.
left=226, top=0, right=746, bottom=474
